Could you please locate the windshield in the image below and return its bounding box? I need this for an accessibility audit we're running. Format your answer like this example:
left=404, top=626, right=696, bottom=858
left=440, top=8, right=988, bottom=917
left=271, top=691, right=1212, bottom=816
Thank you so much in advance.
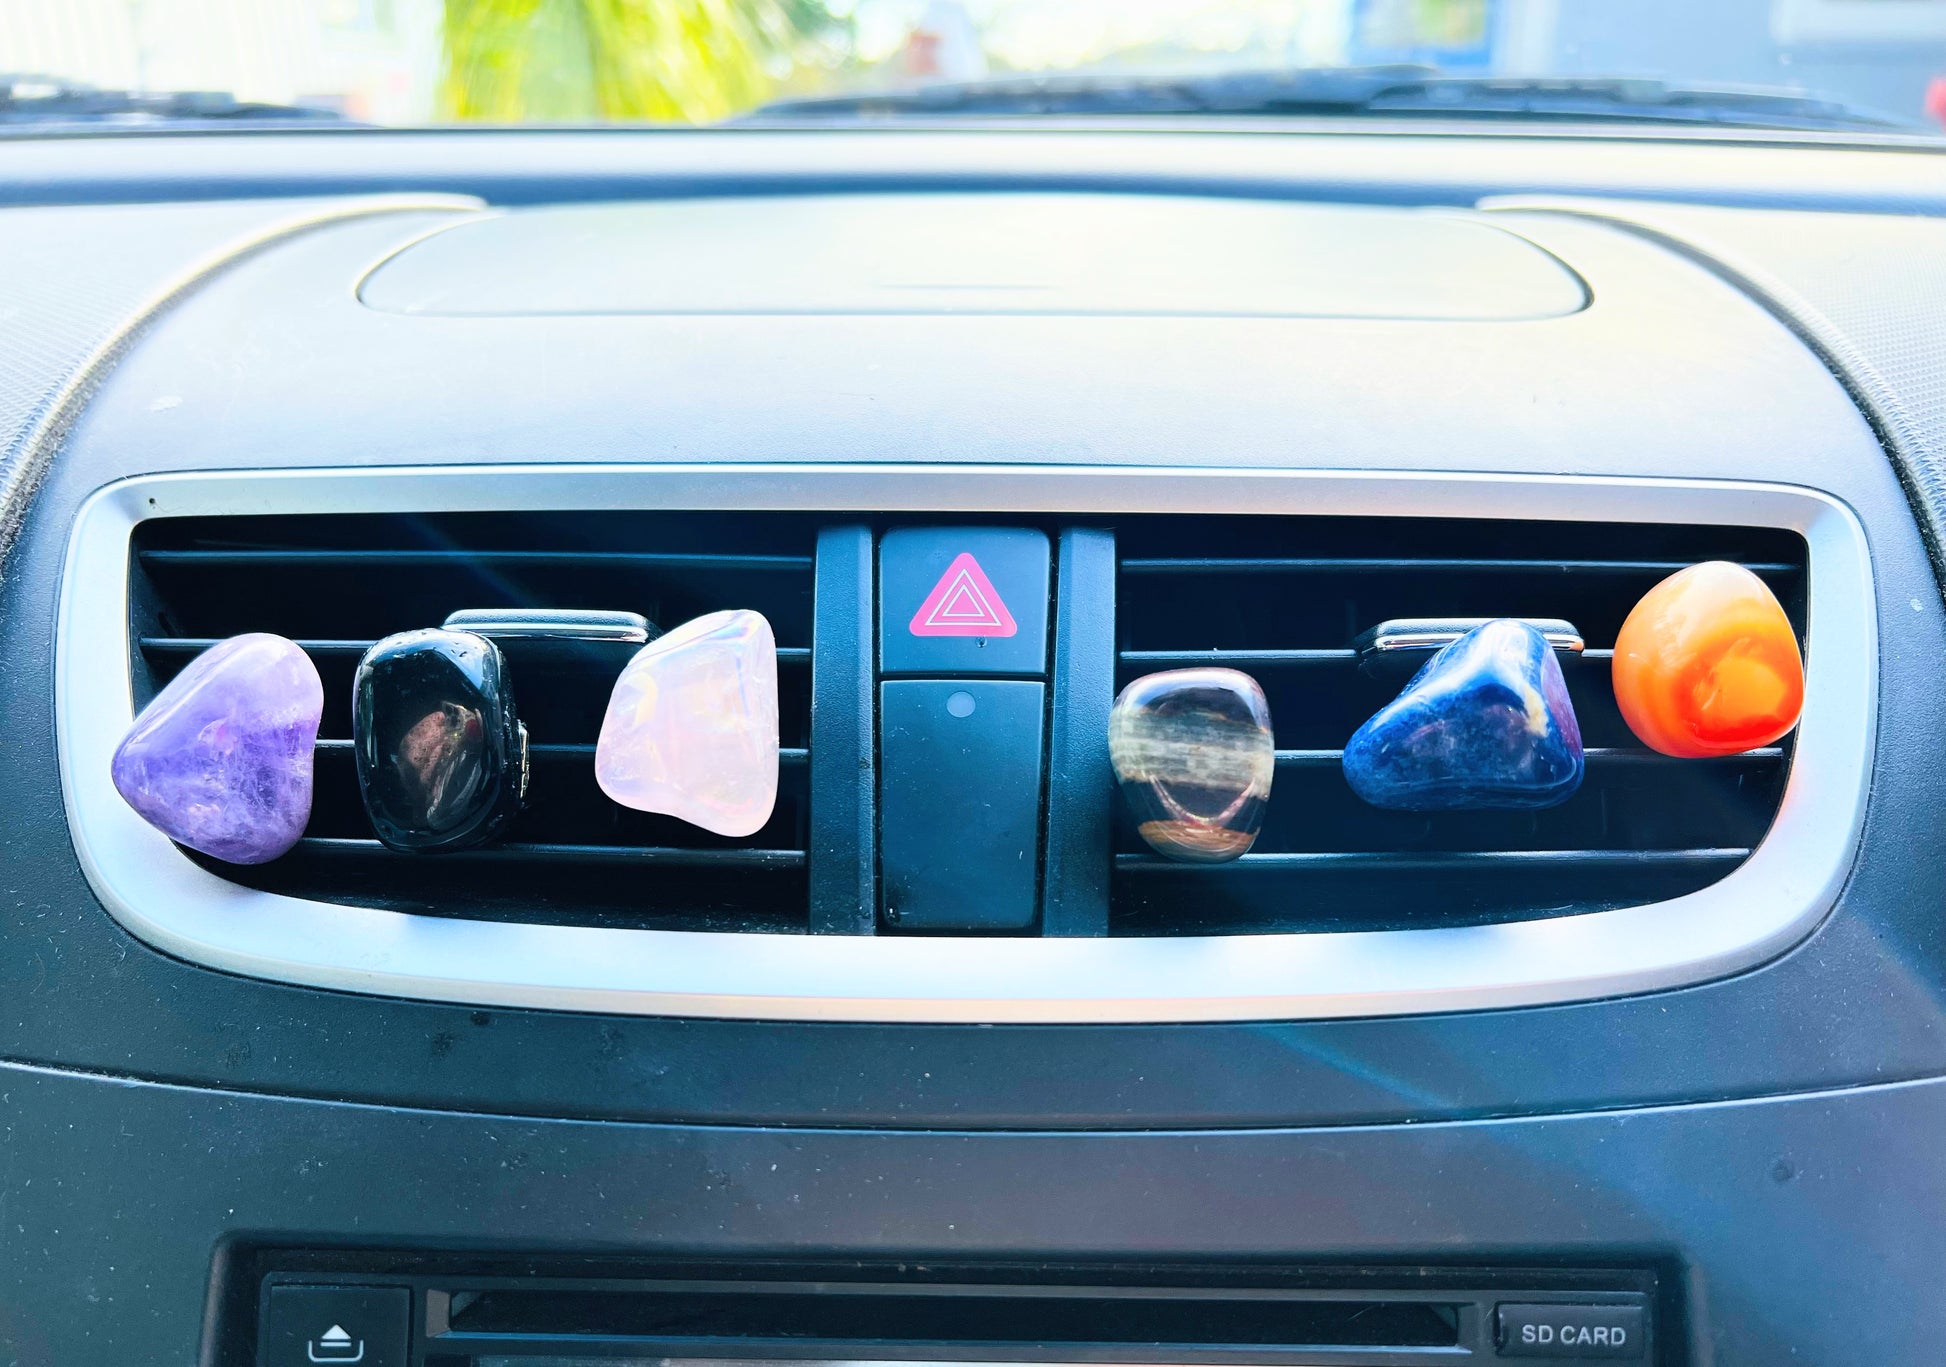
left=3, top=0, right=1944, bottom=132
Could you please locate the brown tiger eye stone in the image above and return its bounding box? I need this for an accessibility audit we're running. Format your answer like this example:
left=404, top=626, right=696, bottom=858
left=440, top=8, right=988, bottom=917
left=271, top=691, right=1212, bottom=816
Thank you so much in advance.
left=1108, top=668, right=1274, bottom=863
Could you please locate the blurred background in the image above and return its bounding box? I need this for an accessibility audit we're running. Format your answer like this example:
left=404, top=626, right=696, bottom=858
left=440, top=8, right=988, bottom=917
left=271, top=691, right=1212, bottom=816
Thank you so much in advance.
left=1, top=0, right=1943, bottom=127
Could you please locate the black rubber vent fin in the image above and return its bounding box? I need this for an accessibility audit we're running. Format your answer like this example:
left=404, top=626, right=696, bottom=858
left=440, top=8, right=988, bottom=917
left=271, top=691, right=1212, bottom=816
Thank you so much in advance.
left=1107, top=513, right=1806, bottom=935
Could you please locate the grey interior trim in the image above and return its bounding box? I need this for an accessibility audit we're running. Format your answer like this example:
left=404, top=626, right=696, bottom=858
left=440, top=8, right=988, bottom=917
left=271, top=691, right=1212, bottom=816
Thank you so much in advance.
left=57, top=464, right=1874, bottom=1024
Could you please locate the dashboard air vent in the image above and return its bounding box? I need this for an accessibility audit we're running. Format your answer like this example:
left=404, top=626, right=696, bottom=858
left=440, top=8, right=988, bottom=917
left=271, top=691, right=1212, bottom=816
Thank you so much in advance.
left=125, top=506, right=1807, bottom=944
left=1109, top=514, right=1805, bottom=935
left=130, top=512, right=818, bottom=931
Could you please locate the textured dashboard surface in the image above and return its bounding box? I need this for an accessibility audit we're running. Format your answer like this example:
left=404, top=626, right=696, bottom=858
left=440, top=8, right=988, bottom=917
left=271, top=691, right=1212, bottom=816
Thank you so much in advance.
left=9, top=1056, right=1946, bottom=1367
left=0, top=195, right=475, bottom=574
left=20, top=208, right=1883, bottom=479
left=1502, top=201, right=1946, bottom=592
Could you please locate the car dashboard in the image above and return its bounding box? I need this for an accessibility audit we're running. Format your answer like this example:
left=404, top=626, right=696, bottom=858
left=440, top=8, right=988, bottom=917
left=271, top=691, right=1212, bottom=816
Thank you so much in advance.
left=2, top=123, right=1945, bottom=1367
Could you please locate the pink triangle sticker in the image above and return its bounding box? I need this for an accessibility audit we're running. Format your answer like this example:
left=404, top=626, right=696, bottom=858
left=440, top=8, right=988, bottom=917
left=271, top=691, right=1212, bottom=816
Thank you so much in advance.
left=909, top=552, right=1019, bottom=637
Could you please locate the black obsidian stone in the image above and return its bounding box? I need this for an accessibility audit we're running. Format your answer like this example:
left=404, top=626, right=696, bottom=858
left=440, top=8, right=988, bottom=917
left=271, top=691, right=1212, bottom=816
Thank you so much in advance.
left=353, top=628, right=526, bottom=853
left=1108, top=668, right=1275, bottom=863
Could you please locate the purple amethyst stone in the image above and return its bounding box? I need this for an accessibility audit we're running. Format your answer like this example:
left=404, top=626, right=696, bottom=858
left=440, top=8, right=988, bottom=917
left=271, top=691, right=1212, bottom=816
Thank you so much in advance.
left=110, top=632, right=323, bottom=864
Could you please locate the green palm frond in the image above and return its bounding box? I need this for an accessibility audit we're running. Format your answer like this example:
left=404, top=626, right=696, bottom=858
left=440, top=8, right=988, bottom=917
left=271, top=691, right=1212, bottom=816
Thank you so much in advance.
left=441, top=0, right=833, bottom=124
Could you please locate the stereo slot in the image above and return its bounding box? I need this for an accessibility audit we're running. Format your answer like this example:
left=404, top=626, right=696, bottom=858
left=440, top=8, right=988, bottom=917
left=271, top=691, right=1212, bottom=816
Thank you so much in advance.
left=443, top=1283, right=1460, bottom=1351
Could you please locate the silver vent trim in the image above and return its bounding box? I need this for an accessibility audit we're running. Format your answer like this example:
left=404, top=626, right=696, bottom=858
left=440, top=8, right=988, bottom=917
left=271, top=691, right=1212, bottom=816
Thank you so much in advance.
left=58, top=463, right=1873, bottom=1023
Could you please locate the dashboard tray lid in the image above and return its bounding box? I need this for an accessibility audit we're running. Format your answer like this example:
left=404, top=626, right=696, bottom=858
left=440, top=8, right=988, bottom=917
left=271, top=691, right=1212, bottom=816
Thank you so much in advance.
left=359, top=193, right=1588, bottom=321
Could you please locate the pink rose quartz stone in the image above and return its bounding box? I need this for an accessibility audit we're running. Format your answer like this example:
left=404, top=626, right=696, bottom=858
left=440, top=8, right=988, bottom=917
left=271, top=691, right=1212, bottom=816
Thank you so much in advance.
left=594, top=609, right=779, bottom=837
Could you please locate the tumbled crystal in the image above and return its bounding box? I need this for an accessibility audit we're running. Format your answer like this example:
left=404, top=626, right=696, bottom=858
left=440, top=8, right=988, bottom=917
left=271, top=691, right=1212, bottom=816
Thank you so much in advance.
left=1343, top=619, right=1583, bottom=810
left=110, top=632, right=323, bottom=864
left=353, top=628, right=526, bottom=852
left=1612, top=560, right=1804, bottom=758
left=595, top=609, right=779, bottom=838
left=1108, top=668, right=1274, bottom=863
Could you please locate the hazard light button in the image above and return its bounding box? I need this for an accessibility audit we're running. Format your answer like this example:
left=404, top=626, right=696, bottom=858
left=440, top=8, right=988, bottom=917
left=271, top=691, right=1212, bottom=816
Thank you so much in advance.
left=880, top=527, right=1050, bottom=677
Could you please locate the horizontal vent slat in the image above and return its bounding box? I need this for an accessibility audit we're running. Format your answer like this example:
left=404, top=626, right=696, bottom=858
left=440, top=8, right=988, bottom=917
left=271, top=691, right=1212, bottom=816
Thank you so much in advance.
left=139, top=549, right=816, bottom=570
left=1270, top=746, right=1783, bottom=767
left=307, top=739, right=810, bottom=766
left=1116, top=848, right=1751, bottom=873
left=296, top=837, right=806, bottom=869
left=1119, top=647, right=1614, bottom=665
left=140, top=636, right=814, bottom=664
left=1121, top=557, right=1800, bottom=575
left=1120, top=648, right=1357, bottom=666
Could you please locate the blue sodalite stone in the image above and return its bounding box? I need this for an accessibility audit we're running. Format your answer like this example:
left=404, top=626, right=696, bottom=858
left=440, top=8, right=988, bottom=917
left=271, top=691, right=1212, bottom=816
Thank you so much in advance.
left=1342, top=620, right=1584, bottom=811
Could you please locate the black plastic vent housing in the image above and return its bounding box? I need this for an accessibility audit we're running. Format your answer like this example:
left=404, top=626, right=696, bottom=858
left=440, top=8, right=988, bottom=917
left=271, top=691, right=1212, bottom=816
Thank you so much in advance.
left=130, top=512, right=818, bottom=932
left=1108, top=514, right=1806, bottom=935
left=127, top=510, right=1804, bottom=940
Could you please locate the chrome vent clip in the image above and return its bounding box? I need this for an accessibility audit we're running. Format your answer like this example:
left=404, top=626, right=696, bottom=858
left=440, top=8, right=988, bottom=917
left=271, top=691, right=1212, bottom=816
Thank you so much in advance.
left=1352, top=616, right=1584, bottom=678
left=442, top=607, right=657, bottom=675
left=442, top=608, right=657, bottom=645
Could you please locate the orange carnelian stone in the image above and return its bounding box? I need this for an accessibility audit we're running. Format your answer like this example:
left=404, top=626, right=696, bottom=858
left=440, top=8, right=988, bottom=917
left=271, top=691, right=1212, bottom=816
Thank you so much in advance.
left=1612, top=561, right=1804, bottom=758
